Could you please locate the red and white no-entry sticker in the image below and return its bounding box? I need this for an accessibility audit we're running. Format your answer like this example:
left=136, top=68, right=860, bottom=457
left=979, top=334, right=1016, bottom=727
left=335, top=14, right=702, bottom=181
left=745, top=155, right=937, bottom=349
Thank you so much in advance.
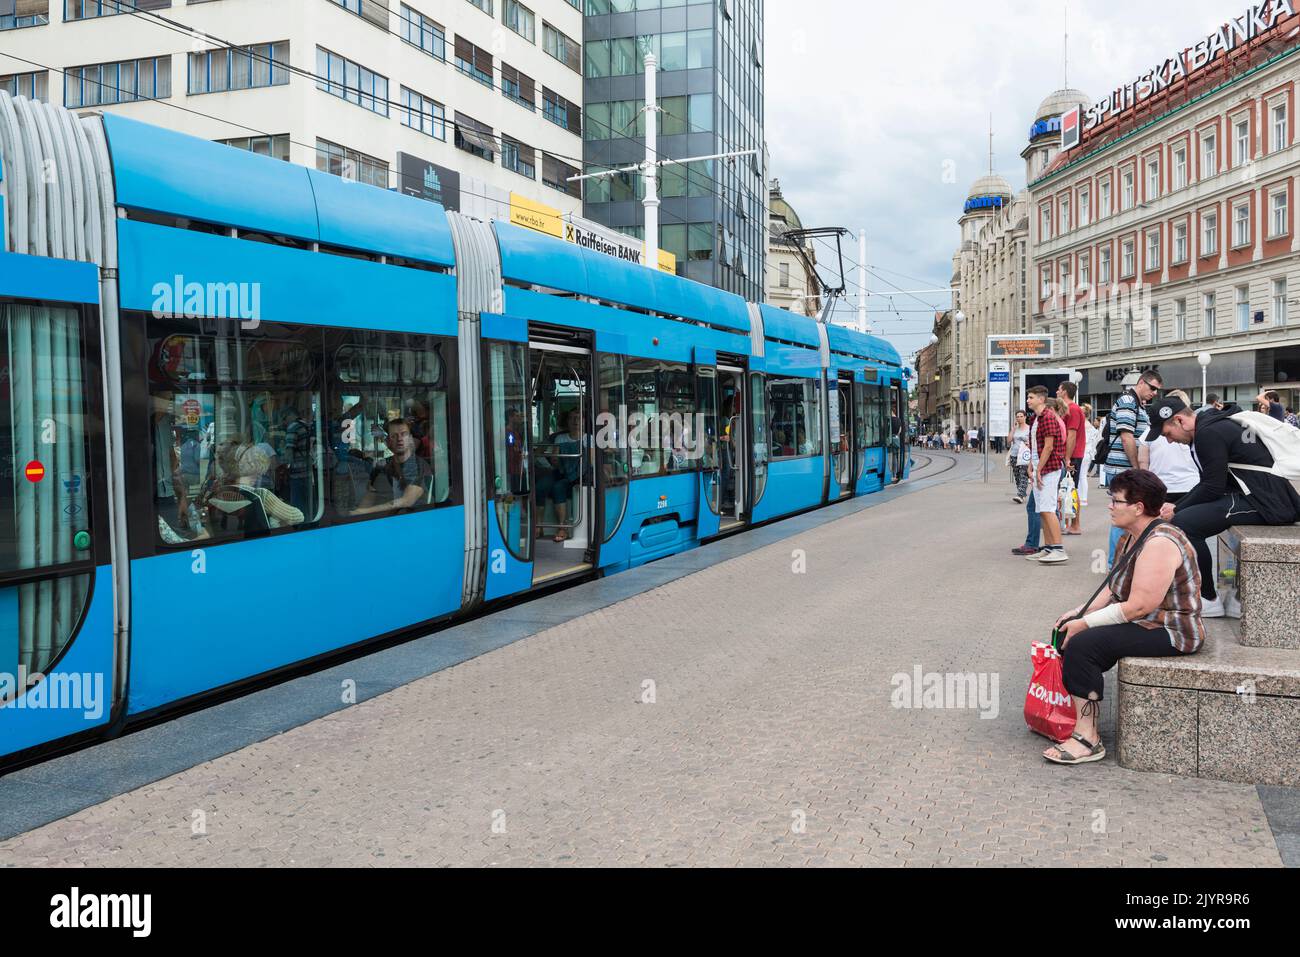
left=24, top=461, right=45, bottom=483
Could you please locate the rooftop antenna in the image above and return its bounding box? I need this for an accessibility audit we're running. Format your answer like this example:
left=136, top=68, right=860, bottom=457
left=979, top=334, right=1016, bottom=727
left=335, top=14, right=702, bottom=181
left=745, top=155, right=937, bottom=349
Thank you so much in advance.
left=1064, top=0, right=1069, bottom=88
left=988, top=114, right=994, bottom=175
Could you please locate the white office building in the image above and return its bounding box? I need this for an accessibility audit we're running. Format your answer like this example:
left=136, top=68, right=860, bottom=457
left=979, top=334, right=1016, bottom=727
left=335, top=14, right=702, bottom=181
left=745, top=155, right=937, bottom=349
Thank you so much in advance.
left=0, top=0, right=587, bottom=219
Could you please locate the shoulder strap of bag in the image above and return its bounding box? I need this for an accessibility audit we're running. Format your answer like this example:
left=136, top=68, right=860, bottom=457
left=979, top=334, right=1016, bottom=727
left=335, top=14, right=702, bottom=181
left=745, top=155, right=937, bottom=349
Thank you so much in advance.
left=1063, top=519, right=1166, bottom=626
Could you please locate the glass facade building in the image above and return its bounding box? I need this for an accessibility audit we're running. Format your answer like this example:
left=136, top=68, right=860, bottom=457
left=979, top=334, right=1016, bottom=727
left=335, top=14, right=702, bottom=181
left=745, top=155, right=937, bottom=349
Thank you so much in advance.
left=582, top=0, right=765, bottom=302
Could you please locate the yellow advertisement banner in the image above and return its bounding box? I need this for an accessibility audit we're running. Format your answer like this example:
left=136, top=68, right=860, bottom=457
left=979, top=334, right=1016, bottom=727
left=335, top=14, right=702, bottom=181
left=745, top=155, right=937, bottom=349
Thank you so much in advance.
left=508, top=193, right=563, bottom=238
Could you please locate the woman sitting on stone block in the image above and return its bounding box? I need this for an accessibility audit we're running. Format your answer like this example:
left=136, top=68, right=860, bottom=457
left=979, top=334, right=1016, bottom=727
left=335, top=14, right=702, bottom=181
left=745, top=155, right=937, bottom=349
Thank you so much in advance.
left=1046, top=468, right=1206, bottom=765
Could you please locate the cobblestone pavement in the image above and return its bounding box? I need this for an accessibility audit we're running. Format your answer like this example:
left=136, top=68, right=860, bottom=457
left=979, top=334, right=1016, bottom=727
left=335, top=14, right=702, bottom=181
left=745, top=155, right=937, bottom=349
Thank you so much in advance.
left=0, top=454, right=1285, bottom=866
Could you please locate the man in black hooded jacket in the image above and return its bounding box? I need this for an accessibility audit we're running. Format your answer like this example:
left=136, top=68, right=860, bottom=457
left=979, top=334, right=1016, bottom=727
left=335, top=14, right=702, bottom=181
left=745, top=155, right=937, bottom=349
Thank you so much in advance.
left=1151, top=397, right=1300, bottom=606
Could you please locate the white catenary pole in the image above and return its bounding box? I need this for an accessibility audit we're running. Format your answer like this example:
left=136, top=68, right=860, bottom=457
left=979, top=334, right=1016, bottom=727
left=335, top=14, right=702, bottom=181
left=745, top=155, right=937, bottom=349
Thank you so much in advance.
left=643, top=52, right=660, bottom=275
left=858, top=230, right=868, bottom=334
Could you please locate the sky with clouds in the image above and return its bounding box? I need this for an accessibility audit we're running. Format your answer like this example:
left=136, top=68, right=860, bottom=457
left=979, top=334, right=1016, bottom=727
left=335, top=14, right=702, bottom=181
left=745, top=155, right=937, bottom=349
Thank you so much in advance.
left=765, top=0, right=1262, bottom=362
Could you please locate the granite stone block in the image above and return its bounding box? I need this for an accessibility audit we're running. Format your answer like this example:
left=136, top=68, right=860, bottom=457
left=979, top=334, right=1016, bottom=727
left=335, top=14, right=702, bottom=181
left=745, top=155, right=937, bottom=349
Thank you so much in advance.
left=1118, top=620, right=1300, bottom=694
left=1232, top=525, right=1300, bottom=564
left=1116, top=682, right=1198, bottom=776
left=1239, top=559, right=1300, bottom=649
left=1198, top=691, right=1300, bottom=787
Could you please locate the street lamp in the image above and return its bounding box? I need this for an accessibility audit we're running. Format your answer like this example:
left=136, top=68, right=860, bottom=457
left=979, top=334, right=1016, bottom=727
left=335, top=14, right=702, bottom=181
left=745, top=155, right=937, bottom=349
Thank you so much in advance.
left=1198, top=351, right=1213, bottom=406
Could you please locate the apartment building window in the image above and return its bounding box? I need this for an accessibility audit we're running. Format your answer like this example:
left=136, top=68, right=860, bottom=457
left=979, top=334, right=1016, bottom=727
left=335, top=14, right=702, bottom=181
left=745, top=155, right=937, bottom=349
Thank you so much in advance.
left=1121, top=168, right=1134, bottom=209
left=543, top=22, right=581, bottom=74
left=218, top=134, right=290, bottom=162
left=1202, top=130, right=1218, bottom=176
left=1149, top=304, right=1160, bottom=345
left=542, top=87, right=581, bottom=134
left=467, top=0, right=492, bottom=13
left=1099, top=246, right=1111, bottom=283
left=1271, top=189, right=1289, bottom=238
left=1060, top=196, right=1071, bottom=233
left=1078, top=186, right=1091, bottom=227
left=2, top=0, right=49, bottom=28
left=1080, top=318, right=1089, bottom=356
left=1146, top=156, right=1160, bottom=200
left=1233, top=202, right=1251, bottom=248
left=1039, top=205, right=1052, bottom=241
left=1236, top=285, right=1250, bottom=331
left=1123, top=310, right=1133, bottom=348
left=1060, top=259, right=1071, bottom=294
left=1121, top=239, right=1135, bottom=278
left=1099, top=179, right=1111, bottom=218
left=454, top=112, right=496, bottom=161
left=65, top=56, right=171, bottom=107
left=542, top=153, right=579, bottom=196
left=1175, top=299, right=1187, bottom=340
left=316, top=48, right=388, bottom=115
left=400, top=4, right=446, bottom=60
left=401, top=86, right=446, bottom=139
left=1174, top=221, right=1188, bottom=263
left=1146, top=230, right=1160, bottom=271
left=66, top=0, right=167, bottom=20
left=1103, top=314, right=1112, bottom=350
left=0, top=70, right=47, bottom=101
left=779, top=262, right=790, bottom=288
left=1234, top=118, right=1250, bottom=166
left=1203, top=292, right=1217, bottom=337
left=1079, top=252, right=1090, bottom=287
left=454, top=36, right=494, bottom=87
left=504, top=0, right=535, bottom=43
left=1173, top=145, right=1187, bottom=190
left=1272, top=102, right=1289, bottom=153
left=501, top=135, right=536, bottom=179
left=329, top=0, right=390, bottom=29
left=1273, top=278, right=1288, bottom=326
left=1202, top=208, right=1219, bottom=255
left=315, top=137, right=388, bottom=189
left=1061, top=324, right=1070, bottom=358
left=501, top=64, right=535, bottom=110
left=189, top=41, right=289, bottom=95
left=1040, top=265, right=1052, bottom=299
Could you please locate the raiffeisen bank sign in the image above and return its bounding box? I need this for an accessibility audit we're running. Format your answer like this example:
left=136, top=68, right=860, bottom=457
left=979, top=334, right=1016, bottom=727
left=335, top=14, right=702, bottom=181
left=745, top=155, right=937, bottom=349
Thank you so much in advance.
left=1079, top=0, right=1296, bottom=132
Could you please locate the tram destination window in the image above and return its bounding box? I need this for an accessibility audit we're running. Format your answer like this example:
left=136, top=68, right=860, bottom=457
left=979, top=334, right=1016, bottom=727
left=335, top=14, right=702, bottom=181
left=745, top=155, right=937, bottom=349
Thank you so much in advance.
left=144, top=316, right=455, bottom=548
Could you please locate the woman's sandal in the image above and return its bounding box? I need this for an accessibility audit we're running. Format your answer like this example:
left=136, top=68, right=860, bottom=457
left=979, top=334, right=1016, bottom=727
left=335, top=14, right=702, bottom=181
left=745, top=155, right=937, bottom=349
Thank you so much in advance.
left=1044, top=732, right=1106, bottom=765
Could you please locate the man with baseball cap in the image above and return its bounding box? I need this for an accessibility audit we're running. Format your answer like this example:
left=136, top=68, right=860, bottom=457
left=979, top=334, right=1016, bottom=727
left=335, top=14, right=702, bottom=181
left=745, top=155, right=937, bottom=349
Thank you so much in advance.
left=1151, top=395, right=1300, bottom=615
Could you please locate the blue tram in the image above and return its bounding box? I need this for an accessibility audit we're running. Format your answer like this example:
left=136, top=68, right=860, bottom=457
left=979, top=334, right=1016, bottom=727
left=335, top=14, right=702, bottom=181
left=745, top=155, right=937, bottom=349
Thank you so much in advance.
left=0, top=94, right=909, bottom=768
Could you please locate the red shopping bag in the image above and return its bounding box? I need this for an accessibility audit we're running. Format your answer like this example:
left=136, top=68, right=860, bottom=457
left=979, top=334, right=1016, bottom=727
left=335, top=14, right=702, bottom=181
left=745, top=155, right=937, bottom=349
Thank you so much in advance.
left=1024, top=641, right=1076, bottom=742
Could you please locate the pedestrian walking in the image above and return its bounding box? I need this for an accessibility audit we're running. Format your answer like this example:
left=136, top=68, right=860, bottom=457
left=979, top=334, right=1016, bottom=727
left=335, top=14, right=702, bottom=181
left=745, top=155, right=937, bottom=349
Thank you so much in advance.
left=1056, top=381, right=1087, bottom=536
left=1009, top=410, right=1031, bottom=503
left=1101, top=370, right=1162, bottom=565
left=1079, top=405, right=1100, bottom=510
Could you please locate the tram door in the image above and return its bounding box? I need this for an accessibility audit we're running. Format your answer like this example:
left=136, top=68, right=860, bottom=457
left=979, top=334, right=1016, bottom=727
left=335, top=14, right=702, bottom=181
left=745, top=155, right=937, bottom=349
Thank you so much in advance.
left=716, top=366, right=747, bottom=532
left=889, top=383, right=905, bottom=483
left=529, top=344, right=595, bottom=585
left=831, top=375, right=855, bottom=498
left=1, top=273, right=117, bottom=764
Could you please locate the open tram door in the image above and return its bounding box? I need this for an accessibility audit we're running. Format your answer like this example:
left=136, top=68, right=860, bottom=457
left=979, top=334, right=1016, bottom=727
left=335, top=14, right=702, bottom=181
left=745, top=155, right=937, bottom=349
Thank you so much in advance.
left=702, top=351, right=754, bottom=538
left=528, top=333, right=596, bottom=586
left=829, top=371, right=856, bottom=499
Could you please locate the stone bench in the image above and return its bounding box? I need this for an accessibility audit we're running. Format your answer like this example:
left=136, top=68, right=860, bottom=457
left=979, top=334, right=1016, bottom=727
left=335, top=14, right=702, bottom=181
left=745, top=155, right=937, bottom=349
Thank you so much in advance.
left=1116, top=619, right=1300, bottom=785
left=1218, top=525, right=1300, bottom=650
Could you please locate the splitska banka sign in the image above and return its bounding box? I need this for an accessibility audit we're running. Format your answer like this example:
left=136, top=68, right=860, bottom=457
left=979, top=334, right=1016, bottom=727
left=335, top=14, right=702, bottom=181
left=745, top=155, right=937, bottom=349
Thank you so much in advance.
left=1081, top=0, right=1296, bottom=131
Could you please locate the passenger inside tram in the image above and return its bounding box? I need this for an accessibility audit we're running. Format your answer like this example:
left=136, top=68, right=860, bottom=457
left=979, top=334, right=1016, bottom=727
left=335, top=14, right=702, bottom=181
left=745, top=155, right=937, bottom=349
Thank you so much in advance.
left=535, top=408, right=584, bottom=543
left=350, top=418, right=433, bottom=515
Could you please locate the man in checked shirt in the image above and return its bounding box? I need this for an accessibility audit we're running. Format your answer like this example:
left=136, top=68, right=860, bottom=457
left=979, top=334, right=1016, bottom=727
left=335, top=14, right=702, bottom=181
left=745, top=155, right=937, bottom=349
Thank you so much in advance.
left=1026, top=386, right=1069, bottom=564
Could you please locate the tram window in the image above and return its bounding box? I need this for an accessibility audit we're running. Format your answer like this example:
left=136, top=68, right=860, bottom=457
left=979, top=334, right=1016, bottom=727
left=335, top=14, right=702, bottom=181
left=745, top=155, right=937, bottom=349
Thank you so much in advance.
left=328, top=331, right=453, bottom=519
left=624, top=357, right=698, bottom=476
left=147, top=320, right=324, bottom=545
left=0, top=302, right=94, bottom=680
left=766, top=376, right=821, bottom=458
left=853, top=383, right=870, bottom=448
